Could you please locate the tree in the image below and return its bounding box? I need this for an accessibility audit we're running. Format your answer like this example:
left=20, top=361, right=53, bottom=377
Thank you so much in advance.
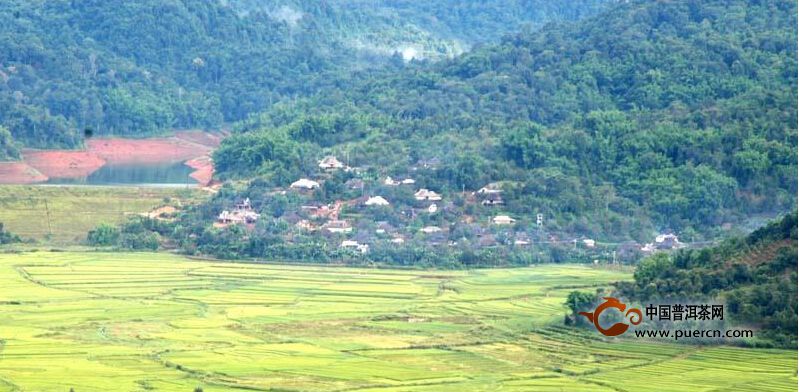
left=87, top=223, right=120, bottom=246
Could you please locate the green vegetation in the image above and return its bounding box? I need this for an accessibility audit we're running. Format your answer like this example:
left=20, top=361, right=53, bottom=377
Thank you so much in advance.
left=0, top=125, right=18, bottom=160
left=617, top=213, right=798, bottom=347
left=0, top=221, right=20, bottom=244
left=89, top=218, right=161, bottom=251
left=0, top=185, right=201, bottom=243
left=0, top=251, right=794, bottom=391
left=160, top=0, right=798, bottom=264
left=0, top=0, right=607, bottom=153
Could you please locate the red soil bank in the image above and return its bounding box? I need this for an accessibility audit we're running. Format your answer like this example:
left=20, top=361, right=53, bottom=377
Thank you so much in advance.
left=86, top=137, right=212, bottom=165
left=2, top=132, right=222, bottom=186
left=0, top=162, right=49, bottom=184
left=185, top=156, right=215, bottom=186
left=23, top=150, right=107, bottom=179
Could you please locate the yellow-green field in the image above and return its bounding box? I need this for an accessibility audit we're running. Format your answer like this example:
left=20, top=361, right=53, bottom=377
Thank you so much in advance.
left=0, top=252, right=794, bottom=391
left=0, top=186, right=200, bottom=243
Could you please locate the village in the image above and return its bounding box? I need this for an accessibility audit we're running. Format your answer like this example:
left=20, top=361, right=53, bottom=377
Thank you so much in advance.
left=213, top=155, right=685, bottom=262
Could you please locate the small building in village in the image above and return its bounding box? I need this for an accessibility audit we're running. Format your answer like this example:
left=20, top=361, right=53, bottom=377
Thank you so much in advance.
left=364, top=196, right=390, bottom=206
left=655, top=233, right=682, bottom=249
left=420, top=226, right=442, bottom=234
left=415, top=189, right=442, bottom=201
left=323, top=220, right=352, bottom=234
left=476, top=184, right=503, bottom=195
left=318, top=156, right=345, bottom=170
left=216, top=198, right=260, bottom=225
left=295, top=219, right=316, bottom=231
left=492, top=215, right=516, bottom=225
left=291, top=178, right=320, bottom=190
left=384, top=176, right=400, bottom=186
left=386, top=177, right=416, bottom=186
left=340, top=240, right=369, bottom=254
left=641, top=233, right=684, bottom=253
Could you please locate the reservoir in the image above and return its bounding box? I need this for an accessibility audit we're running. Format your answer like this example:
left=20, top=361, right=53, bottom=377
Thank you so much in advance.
left=46, top=162, right=197, bottom=187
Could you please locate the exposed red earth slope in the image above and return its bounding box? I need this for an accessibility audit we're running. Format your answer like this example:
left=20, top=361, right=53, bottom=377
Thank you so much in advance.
left=0, top=132, right=221, bottom=186
left=22, top=150, right=107, bottom=179
left=86, top=137, right=211, bottom=165
left=185, top=156, right=215, bottom=186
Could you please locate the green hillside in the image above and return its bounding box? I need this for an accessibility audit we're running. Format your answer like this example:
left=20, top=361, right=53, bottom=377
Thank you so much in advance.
left=0, top=0, right=608, bottom=158
left=619, top=212, right=798, bottom=347
left=213, top=0, right=797, bottom=241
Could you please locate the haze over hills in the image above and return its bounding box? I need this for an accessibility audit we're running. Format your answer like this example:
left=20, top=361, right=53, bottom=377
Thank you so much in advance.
left=0, top=0, right=611, bottom=157
left=225, top=0, right=614, bottom=58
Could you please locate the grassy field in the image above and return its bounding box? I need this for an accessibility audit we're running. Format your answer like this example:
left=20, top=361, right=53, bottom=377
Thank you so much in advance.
left=0, top=186, right=200, bottom=244
left=0, top=252, right=794, bottom=391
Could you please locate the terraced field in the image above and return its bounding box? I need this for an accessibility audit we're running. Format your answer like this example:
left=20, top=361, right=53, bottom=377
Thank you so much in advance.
left=0, top=252, right=794, bottom=391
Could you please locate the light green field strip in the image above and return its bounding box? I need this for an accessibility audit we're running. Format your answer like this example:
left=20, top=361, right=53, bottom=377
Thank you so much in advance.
left=0, top=185, right=200, bottom=243
left=0, top=251, right=794, bottom=391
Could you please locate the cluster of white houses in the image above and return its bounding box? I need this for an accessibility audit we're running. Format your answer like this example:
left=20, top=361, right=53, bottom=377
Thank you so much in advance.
left=214, top=156, right=683, bottom=257
left=216, top=198, right=260, bottom=226
left=214, top=156, right=526, bottom=253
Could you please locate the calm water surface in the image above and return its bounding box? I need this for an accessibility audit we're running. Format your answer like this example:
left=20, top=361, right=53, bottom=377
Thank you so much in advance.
left=47, top=162, right=197, bottom=186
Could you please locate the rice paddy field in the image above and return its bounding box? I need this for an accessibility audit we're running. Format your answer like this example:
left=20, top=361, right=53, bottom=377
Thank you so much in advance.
left=0, top=251, right=794, bottom=391
left=0, top=186, right=199, bottom=243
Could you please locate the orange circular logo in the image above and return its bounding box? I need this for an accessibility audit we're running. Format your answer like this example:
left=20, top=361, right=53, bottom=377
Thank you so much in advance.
left=578, top=297, right=642, bottom=336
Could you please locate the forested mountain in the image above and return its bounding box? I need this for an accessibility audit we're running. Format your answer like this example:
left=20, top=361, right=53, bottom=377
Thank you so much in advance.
left=215, top=0, right=797, bottom=240
left=226, top=0, right=612, bottom=56
left=0, top=0, right=609, bottom=158
left=618, top=212, right=798, bottom=347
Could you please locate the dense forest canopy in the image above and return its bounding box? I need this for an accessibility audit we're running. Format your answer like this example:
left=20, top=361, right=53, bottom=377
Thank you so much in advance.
left=214, top=0, right=797, bottom=240
left=0, top=0, right=611, bottom=158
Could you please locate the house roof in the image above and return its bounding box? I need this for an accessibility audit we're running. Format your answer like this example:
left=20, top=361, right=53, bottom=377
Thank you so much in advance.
left=492, top=215, right=516, bottom=224
left=319, top=156, right=345, bottom=168
left=414, top=189, right=442, bottom=200
left=325, top=220, right=351, bottom=228
left=365, top=196, right=390, bottom=206
left=291, top=178, right=320, bottom=189
left=477, top=184, right=503, bottom=194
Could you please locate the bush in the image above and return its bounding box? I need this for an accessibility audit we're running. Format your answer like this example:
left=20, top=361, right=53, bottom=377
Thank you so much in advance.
left=87, top=223, right=120, bottom=246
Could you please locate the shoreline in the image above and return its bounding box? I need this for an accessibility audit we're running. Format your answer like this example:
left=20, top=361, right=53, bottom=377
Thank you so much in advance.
left=0, top=131, right=221, bottom=186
